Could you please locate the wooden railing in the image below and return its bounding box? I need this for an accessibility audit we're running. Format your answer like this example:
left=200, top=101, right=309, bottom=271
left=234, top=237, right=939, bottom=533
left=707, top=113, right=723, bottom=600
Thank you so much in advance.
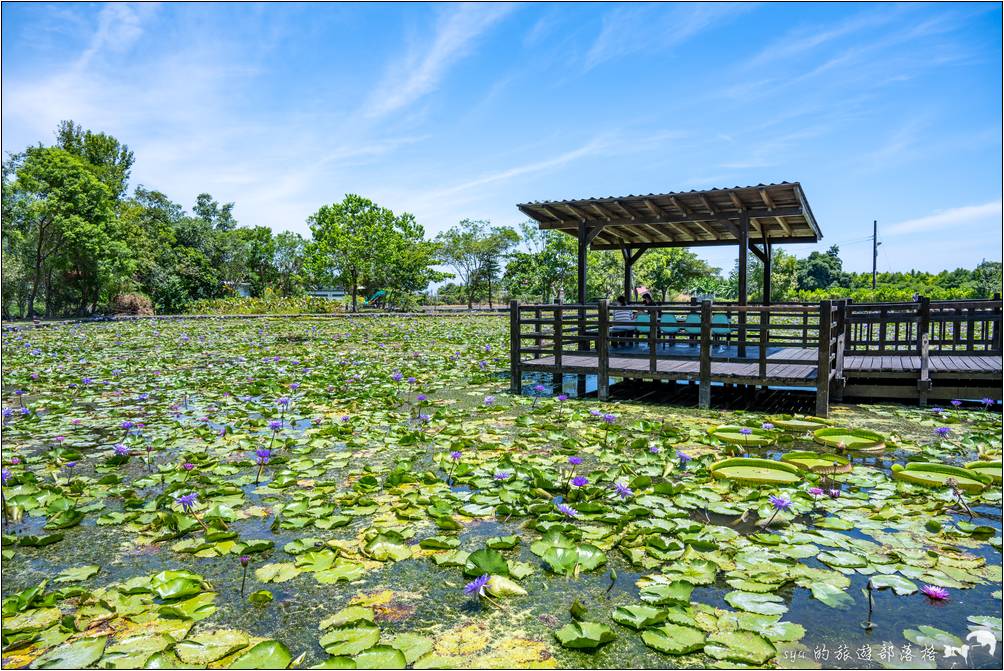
left=844, top=298, right=1002, bottom=356
left=510, top=299, right=846, bottom=414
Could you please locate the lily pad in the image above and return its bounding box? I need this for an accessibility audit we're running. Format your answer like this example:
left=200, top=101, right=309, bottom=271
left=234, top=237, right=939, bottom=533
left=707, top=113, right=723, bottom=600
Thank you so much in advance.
left=780, top=451, right=851, bottom=474
left=553, top=621, right=615, bottom=649
left=709, top=457, right=802, bottom=485
left=813, top=427, right=886, bottom=451
left=965, top=460, right=1003, bottom=483
left=709, top=425, right=775, bottom=446
left=641, top=624, right=705, bottom=655
left=891, top=462, right=990, bottom=493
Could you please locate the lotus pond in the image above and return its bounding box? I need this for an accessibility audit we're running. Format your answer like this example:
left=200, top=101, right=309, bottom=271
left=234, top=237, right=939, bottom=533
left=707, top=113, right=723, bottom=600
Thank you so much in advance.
left=1, top=315, right=1001, bottom=669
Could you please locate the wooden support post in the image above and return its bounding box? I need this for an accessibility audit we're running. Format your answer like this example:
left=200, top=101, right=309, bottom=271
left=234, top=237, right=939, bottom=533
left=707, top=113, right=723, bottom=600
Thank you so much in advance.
left=699, top=300, right=712, bottom=409
left=621, top=246, right=633, bottom=301
left=577, top=222, right=588, bottom=305
left=762, top=237, right=772, bottom=305
left=834, top=300, right=847, bottom=401
left=648, top=306, right=657, bottom=374
left=509, top=300, right=522, bottom=395
left=597, top=299, right=610, bottom=400
left=553, top=306, right=563, bottom=368
left=992, top=300, right=1002, bottom=353
left=916, top=296, right=931, bottom=406
left=816, top=300, right=833, bottom=418
left=758, top=307, right=768, bottom=380
left=737, top=213, right=749, bottom=357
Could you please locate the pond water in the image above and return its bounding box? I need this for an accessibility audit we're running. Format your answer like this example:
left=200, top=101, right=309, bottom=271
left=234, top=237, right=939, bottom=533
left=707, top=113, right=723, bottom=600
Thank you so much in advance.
left=1, top=316, right=1001, bottom=669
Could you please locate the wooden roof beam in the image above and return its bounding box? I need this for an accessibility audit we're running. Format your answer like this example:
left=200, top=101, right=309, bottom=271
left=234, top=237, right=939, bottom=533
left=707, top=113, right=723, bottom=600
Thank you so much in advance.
left=611, top=200, right=637, bottom=220
left=668, top=196, right=695, bottom=218
left=758, top=188, right=776, bottom=210
left=698, top=194, right=718, bottom=215
left=774, top=215, right=792, bottom=236
left=537, top=205, right=567, bottom=223
left=562, top=203, right=591, bottom=222
left=589, top=203, right=615, bottom=221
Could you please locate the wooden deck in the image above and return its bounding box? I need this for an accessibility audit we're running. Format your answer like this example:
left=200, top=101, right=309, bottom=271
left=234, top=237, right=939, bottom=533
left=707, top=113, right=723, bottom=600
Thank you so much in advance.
left=510, top=298, right=1003, bottom=415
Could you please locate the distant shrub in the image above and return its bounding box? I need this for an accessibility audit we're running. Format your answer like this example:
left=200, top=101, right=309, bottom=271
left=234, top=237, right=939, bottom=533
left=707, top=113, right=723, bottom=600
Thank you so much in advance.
left=184, top=295, right=344, bottom=315
left=111, top=293, right=154, bottom=315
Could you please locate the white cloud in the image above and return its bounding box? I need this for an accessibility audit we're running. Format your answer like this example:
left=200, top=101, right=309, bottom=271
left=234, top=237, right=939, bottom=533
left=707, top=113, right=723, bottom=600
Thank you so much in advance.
left=363, top=3, right=516, bottom=120
left=585, top=3, right=752, bottom=70
left=884, top=201, right=1003, bottom=236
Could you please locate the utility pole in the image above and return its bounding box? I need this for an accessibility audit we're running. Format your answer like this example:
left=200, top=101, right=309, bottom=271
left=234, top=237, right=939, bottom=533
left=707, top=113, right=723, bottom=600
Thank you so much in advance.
left=871, top=220, right=880, bottom=290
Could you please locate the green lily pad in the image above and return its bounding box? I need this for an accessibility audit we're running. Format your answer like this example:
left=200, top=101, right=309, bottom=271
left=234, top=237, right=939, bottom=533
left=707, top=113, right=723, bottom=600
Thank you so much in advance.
left=175, top=629, right=250, bottom=665
left=229, top=640, right=293, bottom=669
left=869, top=574, right=917, bottom=596
left=353, top=645, right=406, bottom=669
left=709, top=425, right=775, bottom=446
left=704, top=630, right=776, bottom=664
left=809, top=582, right=854, bottom=609
left=464, top=548, right=509, bottom=577
left=813, top=427, right=886, bottom=451
left=553, top=621, right=615, bottom=649
left=780, top=451, right=851, bottom=473
left=724, top=590, right=788, bottom=616
left=767, top=415, right=832, bottom=431
left=892, top=462, right=991, bottom=493
left=965, top=460, right=1003, bottom=483
left=320, top=624, right=381, bottom=656
left=709, top=458, right=802, bottom=485
left=641, top=623, right=705, bottom=654
left=611, top=605, right=666, bottom=629
left=35, top=635, right=108, bottom=669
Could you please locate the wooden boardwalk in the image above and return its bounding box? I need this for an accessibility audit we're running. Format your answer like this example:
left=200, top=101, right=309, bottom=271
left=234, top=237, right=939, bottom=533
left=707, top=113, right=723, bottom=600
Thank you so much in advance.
left=510, top=298, right=1003, bottom=415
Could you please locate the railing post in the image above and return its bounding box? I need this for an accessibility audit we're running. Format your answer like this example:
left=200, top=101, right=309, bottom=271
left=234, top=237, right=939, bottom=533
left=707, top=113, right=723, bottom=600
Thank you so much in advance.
left=647, top=305, right=657, bottom=374
left=816, top=300, right=833, bottom=417
left=758, top=307, right=768, bottom=380
left=833, top=300, right=847, bottom=401
left=597, top=299, right=610, bottom=400
left=509, top=300, right=522, bottom=395
left=992, top=299, right=1002, bottom=354
left=918, top=331, right=930, bottom=406
left=916, top=296, right=930, bottom=356
left=553, top=306, right=563, bottom=369
left=699, top=301, right=712, bottom=409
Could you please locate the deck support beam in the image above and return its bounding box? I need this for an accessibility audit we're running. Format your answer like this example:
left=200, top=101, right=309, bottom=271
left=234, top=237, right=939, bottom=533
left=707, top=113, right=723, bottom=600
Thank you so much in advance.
left=737, top=213, right=749, bottom=357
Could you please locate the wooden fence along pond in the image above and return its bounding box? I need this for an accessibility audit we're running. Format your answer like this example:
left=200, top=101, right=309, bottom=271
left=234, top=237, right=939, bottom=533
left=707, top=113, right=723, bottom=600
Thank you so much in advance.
left=509, top=298, right=1003, bottom=416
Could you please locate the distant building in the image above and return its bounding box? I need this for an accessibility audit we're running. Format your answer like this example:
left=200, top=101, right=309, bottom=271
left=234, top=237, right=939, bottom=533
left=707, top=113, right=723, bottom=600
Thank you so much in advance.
left=306, top=287, right=347, bottom=300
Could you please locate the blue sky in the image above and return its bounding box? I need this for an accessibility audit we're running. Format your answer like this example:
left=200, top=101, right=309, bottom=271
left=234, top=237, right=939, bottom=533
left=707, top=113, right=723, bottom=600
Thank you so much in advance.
left=2, top=2, right=1001, bottom=273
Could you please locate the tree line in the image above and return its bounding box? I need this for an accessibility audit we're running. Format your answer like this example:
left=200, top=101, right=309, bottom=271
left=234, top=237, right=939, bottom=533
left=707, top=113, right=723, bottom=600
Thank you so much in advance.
left=2, top=121, right=999, bottom=318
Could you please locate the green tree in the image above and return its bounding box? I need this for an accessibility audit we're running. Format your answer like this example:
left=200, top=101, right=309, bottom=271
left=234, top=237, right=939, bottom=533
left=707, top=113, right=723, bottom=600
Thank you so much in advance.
left=435, top=220, right=518, bottom=309
left=272, top=231, right=307, bottom=296
left=7, top=146, right=115, bottom=317
left=502, top=223, right=576, bottom=302
left=796, top=245, right=850, bottom=291
left=55, top=120, right=134, bottom=199
left=636, top=248, right=717, bottom=302
left=307, top=194, right=425, bottom=311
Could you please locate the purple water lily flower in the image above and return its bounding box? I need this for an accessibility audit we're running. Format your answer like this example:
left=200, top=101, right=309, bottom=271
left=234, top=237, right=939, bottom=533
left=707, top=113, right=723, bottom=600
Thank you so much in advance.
left=921, top=585, right=949, bottom=601
left=808, top=487, right=824, bottom=497
left=827, top=488, right=841, bottom=499
left=982, top=397, right=995, bottom=409
left=277, top=397, right=290, bottom=407
left=950, top=399, right=962, bottom=408
left=416, top=394, right=427, bottom=402
left=739, top=427, right=753, bottom=436
left=418, top=413, right=431, bottom=422
left=556, top=502, right=579, bottom=518
left=613, top=482, right=633, bottom=498
left=182, top=462, right=195, bottom=471
left=407, top=377, right=417, bottom=384
left=113, top=444, right=130, bottom=457
left=464, top=574, right=491, bottom=597
left=484, top=396, right=495, bottom=406
left=121, top=420, right=134, bottom=431
left=240, top=555, right=250, bottom=567
left=533, top=384, right=547, bottom=394
left=268, top=420, right=283, bottom=431
left=761, top=422, right=775, bottom=430
left=1, top=468, right=10, bottom=484
left=175, top=492, right=198, bottom=513
left=557, top=394, right=568, bottom=402
left=649, top=446, right=660, bottom=454
left=494, top=471, right=511, bottom=481
left=769, top=494, right=793, bottom=511
left=568, top=456, right=582, bottom=466
left=676, top=450, right=691, bottom=464
left=602, top=413, right=616, bottom=424
left=391, top=372, right=403, bottom=382
left=450, top=451, right=462, bottom=461
left=931, top=407, right=944, bottom=414
left=255, top=448, right=271, bottom=465
left=933, top=426, right=951, bottom=439
left=571, top=476, right=589, bottom=488
left=589, top=408, right=601, bottom=417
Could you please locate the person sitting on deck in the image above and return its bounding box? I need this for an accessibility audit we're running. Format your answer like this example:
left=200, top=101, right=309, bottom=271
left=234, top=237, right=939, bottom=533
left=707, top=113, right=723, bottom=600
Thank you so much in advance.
left=610, top=296, right=636, bottom=348
left=641, top=292, right=655, bottom=306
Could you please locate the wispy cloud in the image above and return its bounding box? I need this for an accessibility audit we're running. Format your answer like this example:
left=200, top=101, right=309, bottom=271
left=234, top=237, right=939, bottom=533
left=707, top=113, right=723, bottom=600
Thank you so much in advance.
left=585, top=3, right=752, bottom=70
left=885, top=201, right=1003, bottom=236
left=363, top=3, right=516, bottom=119
left=74, top=4, right=154, bottom=71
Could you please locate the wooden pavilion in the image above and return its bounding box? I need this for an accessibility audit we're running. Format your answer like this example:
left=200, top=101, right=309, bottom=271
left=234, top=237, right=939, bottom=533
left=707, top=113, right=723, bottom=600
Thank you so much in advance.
left=510, top=183, right=1002, bottom=414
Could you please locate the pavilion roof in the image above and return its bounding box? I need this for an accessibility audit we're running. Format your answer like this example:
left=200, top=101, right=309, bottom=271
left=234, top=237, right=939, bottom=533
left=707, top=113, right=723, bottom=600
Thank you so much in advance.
left=517, top=182, right=821, bottom=250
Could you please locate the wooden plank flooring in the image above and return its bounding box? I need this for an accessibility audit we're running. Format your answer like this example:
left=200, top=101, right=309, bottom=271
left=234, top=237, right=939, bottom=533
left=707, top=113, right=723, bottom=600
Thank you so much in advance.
left=523, top=348, right=1002, bottom=386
